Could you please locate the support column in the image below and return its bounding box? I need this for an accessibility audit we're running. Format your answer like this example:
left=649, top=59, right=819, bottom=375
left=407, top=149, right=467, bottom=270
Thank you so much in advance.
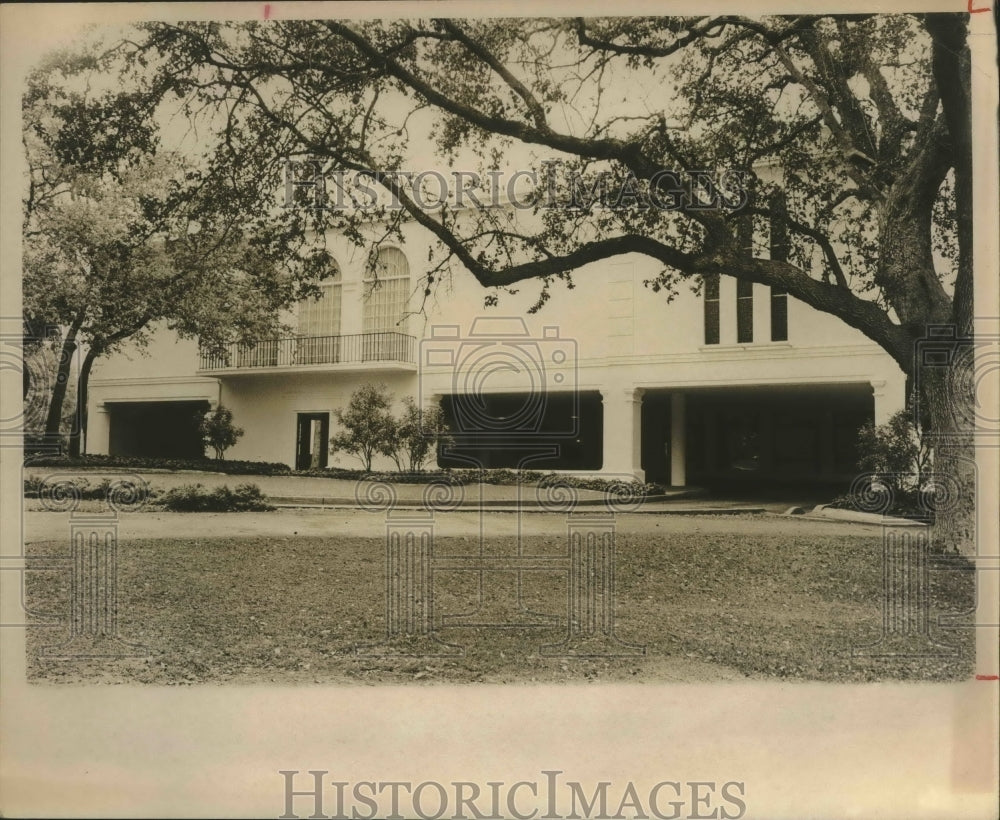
left=86, top=406, right=110, bottom=456
left=601, top=388, right=644, bottom=481
left=871, top=379, right=901, bottom=426
left=670, top=392, right=686, bottom=487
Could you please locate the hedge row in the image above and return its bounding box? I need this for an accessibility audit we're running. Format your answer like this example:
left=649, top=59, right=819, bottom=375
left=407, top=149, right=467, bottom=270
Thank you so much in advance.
left=23, top=475, right=162, bottom=501
left=24, top=476, right=273, bottom=513
left=24, top=455, right=666, bottom=496
left=24, top=453, right=291, bottom=476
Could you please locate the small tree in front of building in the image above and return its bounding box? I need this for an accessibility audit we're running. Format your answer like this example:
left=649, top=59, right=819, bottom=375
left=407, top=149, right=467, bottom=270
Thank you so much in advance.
left=387, top=397, right=453, bottom=473
left=330, top=383, right=396, bottom=472
left=198, top=405, right=244, bottom=460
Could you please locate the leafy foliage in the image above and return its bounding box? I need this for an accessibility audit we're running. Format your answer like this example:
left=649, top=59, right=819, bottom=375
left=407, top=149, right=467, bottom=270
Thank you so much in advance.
left=828, top=410, right=933, bottom=519
left=198, top=405, right=244, bottom=460
left=24, top=454, right=292, bottom=476
left=159, top=483, right=274, bottom=512
left=385, top=397, right=453, bottom=472
left=856, top=409, right=930, bottom=494
left=329, top=383, right=397, bottom=471
left=130, top=15, right=971, bottom=376
left=25, top=17, right=976, bottom=551
left=22, top=43, right=328, bottom=440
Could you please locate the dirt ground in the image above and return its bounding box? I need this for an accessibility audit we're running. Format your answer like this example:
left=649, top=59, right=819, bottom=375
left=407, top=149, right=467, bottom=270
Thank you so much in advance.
left=21, top=509, right=974, bottom=686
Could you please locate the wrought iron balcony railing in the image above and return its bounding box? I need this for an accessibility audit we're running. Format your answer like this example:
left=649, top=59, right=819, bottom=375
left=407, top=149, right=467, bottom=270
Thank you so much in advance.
left=198, top=332, right=415, bottom=371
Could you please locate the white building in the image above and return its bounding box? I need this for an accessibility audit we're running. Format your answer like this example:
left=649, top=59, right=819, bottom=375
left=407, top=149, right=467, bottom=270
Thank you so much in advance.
left=85, top=216, right=906, bottom=488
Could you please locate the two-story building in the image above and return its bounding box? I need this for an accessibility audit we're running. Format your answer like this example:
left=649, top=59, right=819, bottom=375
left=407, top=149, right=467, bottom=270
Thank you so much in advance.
left=85, top=214, right=906, bottom=488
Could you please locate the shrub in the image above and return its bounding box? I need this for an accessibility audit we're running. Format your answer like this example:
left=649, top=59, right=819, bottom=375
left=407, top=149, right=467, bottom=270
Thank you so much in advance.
left=828, top=410, right=934, bottom=519
left=330, top=383, right=396, bottom=471
left=24, top=454, right=291, bottom=476
left=23, top=476, right=45, bottom=496
left=386, top=398, right=454, bottom=472
left=856, top=409, right=930, bottom=495
left=23, top=476, right=161, bottom=506
left=197, top=405, right=244, bottom=460
left=23, top=476, right=111, bottom=500
left=159, top=483, right=274, bottom=512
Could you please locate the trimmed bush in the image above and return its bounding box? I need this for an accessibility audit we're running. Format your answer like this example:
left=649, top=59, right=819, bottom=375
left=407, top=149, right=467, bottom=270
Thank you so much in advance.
left=24, top=454, right=291, bottom=476
left=25, top=476, right=115, bottom=500
left=159, top=483, right=274, bottom=512
left=23, top=457, right=665, bottom=497
left=294, top=466, right=664, bottom=495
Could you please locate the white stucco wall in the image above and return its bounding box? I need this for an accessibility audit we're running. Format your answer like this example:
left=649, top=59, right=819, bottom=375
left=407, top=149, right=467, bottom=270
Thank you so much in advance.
left=87, top=217, right=907, bottom=469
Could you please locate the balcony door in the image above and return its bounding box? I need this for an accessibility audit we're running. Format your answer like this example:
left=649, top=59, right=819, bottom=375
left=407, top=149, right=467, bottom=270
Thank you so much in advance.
left=362, top=248, right=409, bottom=361
left=295, top=413, right=330, bottom=470
left=297, top=265, right=342, bottom=364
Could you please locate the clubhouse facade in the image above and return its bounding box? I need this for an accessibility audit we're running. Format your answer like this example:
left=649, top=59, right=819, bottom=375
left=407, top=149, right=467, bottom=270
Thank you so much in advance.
left=85, top=219, right=906, bottom=488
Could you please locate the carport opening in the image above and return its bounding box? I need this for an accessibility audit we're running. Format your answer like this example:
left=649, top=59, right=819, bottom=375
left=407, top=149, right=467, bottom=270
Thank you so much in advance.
left=107, top=400, right=210, bottom=459
left=641, top=384, right=873, bottom=490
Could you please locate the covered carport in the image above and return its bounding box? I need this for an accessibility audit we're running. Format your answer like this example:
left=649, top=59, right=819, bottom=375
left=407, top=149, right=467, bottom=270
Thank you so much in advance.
left=106, top=400, right=210, bottom=459
left=641, top=382, right=874, bottom=490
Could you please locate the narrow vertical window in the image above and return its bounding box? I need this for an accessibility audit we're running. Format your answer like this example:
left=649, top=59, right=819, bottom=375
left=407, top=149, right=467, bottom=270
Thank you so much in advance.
left=703, top=273, right=720, bottom=345
left=769, top=190, right=789, bottom=342
left=770, top=287, right=788, bottom=341
left=736, top=279, right=753, bottom=343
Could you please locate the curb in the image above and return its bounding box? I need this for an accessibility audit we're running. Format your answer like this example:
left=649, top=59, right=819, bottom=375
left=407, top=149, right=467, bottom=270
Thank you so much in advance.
left=271, top=503, right=767, bottom=515
left=803, top=505, right=930, bottom=527
left=267, top=490, right=704, bottom=508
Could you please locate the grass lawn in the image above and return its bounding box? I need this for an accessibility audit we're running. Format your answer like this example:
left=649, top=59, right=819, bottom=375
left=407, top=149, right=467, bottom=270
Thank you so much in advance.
left=24, top=528, right=974, bottom=684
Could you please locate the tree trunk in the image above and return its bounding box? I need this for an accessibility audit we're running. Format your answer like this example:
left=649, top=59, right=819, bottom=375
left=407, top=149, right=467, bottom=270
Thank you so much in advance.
left=43, top=319, right=82, bottom=442
left=919, top=351, right=976, bottom=556
left=68, top=346, right=100, bottom=458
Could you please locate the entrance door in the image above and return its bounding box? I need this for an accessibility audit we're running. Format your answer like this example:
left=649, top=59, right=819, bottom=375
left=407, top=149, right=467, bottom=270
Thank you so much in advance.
left=295, top=413, right=330, bottom=470
left=640, top=396, right=671, bottom=484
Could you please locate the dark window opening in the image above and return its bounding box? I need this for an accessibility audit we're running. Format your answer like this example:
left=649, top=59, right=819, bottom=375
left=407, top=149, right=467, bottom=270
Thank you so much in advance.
left=771, top=287, right=788, bottom=342
left=704, top=273, right=720, bottom=345
left=736, top=279, right=753, bottom=343
left=437, top=391, right=602, bottom=470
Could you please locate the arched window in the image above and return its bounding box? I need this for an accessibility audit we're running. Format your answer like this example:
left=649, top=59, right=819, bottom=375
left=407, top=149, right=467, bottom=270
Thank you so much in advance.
left=297, top=262, right=342, bottom=364
left=362, top=248, right=410, bottom=360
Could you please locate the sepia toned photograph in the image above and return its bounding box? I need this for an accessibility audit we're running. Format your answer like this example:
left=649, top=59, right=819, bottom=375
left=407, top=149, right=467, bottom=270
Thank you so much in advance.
left=2, top=2, right=998, bottom=818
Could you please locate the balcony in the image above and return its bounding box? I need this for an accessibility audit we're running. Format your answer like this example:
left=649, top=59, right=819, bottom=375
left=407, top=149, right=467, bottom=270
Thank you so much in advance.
left=197, top=332, right=416, bottom=374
